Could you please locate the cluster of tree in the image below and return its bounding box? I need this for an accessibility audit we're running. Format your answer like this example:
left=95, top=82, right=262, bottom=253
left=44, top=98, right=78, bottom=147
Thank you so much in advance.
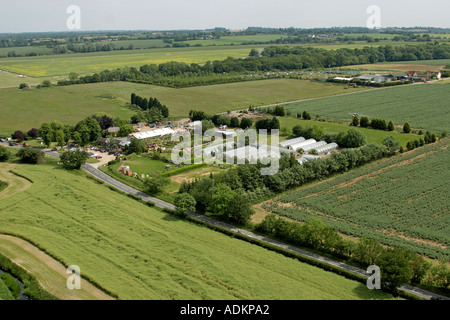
left=189, top=110, right=254, bottom=130
left=256, top=214, right=445, bottom=293
left=255, top=116, right=280, bottom=131
left=60, top=150, right=89, bottom=170
left=261, top=43, right=450, bottom=66
left=17, top=148, right=45, bottom=164
left=178, top=175, right=255, bottom=225
left=293, top=125, right=367, bottom=149
left=36, top=115, right=118, bottom=148
left=404, top=131, right=437, bottom=152
left=52, top=43, right=117, bottom=54
left=130, top=94, right=169, bottom=118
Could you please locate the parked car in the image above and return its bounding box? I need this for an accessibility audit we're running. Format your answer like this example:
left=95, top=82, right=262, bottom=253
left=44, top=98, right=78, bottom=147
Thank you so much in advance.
left=14, top=142, right=19, bottom=145
left=8, top=142, right=15, bottom=146
left=0, top=138, right=5, bottom=142
left=51, top=148, right=58, bottom=151
left=96, top=156, right=102, bottom=159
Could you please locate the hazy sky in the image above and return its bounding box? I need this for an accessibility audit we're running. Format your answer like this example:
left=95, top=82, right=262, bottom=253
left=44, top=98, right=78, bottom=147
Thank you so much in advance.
left=0, top=0, right=449, bottom=33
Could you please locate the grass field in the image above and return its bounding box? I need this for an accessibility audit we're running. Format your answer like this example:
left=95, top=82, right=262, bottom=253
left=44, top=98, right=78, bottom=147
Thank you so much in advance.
left=260, top=139, right=450, bottom=259
left=283, top=82, right=450, bottom=133
left=0, top=46, right=254, bottom=77
left=0, top=161, right=398, bottom=300
left=0, top=79, right=366, bottom=137
left=0, top=233, right=113, bottom=300
left=278, top=118, right=418, bottom=147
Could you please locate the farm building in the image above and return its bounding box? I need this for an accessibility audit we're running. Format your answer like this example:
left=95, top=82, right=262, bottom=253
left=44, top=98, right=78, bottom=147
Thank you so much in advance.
left=118, top=165, right=133, bottom=176
left=132, top=128, right=175, bottom=140
left=279, top=137, right=305, bottom=148
left=288, top=139, right=317, bottom=152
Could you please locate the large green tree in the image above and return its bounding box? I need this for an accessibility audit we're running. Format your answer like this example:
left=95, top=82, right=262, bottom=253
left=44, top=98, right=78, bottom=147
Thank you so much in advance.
left=174, top=193, right=197, bottom=217
left=376, top=248, right=414, bottom=293
left=143, top=174, right=170, bottom=195
left=341, top=129, right=367, bottom=148
left=224, top=194, right=254, bottom=225
left=60, top=150, right=89, bottom=170
left=209, top=183, right=237, bottom=215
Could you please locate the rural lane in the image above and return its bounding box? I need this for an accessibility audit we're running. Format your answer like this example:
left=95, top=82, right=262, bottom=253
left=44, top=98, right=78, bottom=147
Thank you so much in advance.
left=2, top=144, right=447, bottom=300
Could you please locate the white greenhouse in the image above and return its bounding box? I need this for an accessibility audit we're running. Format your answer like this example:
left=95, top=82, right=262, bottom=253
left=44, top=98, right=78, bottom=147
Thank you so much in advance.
left=314, top=143, right=339, bottom=154
left=302, top=141, right=327, bottom=152
left=279, top=137, right=305, bottom=148
left=289, top=139, right=316, bottom=151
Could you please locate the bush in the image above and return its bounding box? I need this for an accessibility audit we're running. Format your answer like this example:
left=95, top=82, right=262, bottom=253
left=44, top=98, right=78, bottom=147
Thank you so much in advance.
left=0, top=273, right=20, bottom=299
left=340, top=129, right=367, bottom=148
left=403, top=122, right=412, bottom=134
left=146, top=201, right=155, bottom=207
left=11, top=130, right=26, bottom=141
left=17, top=148, right=45, bottom=164
left=0, top=146, right=11, bottom=162
left=19, top=83, right=28, bottom=89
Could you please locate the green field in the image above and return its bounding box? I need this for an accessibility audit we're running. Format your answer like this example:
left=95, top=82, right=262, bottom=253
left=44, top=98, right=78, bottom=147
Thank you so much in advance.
left=0, top=71, right=52, bottom=88
left=0, top=162, right=398, bottom=300
left=0, top=46, right=254, bottom=77
left=262, top=139, right=450, bottom=259
left=0, top=79, right=366, bottom=137
left=279, top=118, right=418, bottom=147
left=0, top=46, right=52, bottom=57
left=283, top=82, right=450, bottom=132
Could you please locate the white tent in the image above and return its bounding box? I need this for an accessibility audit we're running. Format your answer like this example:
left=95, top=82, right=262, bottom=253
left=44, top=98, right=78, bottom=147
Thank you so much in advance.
left=132, top=128, right=175, bottom=140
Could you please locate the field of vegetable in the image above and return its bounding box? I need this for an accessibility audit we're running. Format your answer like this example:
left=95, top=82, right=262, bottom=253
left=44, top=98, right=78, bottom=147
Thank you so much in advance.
left=261, top=139, right=450, bottom=259
left=284, top=82, right=450, bottom=132
left=0, top=79, right=365, bottom=137
left=0, top=162, right=398, bottom=300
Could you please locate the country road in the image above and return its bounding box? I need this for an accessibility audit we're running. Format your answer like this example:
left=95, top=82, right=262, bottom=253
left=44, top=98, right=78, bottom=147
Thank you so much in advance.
left=1, top=143, right=448, bottom=300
